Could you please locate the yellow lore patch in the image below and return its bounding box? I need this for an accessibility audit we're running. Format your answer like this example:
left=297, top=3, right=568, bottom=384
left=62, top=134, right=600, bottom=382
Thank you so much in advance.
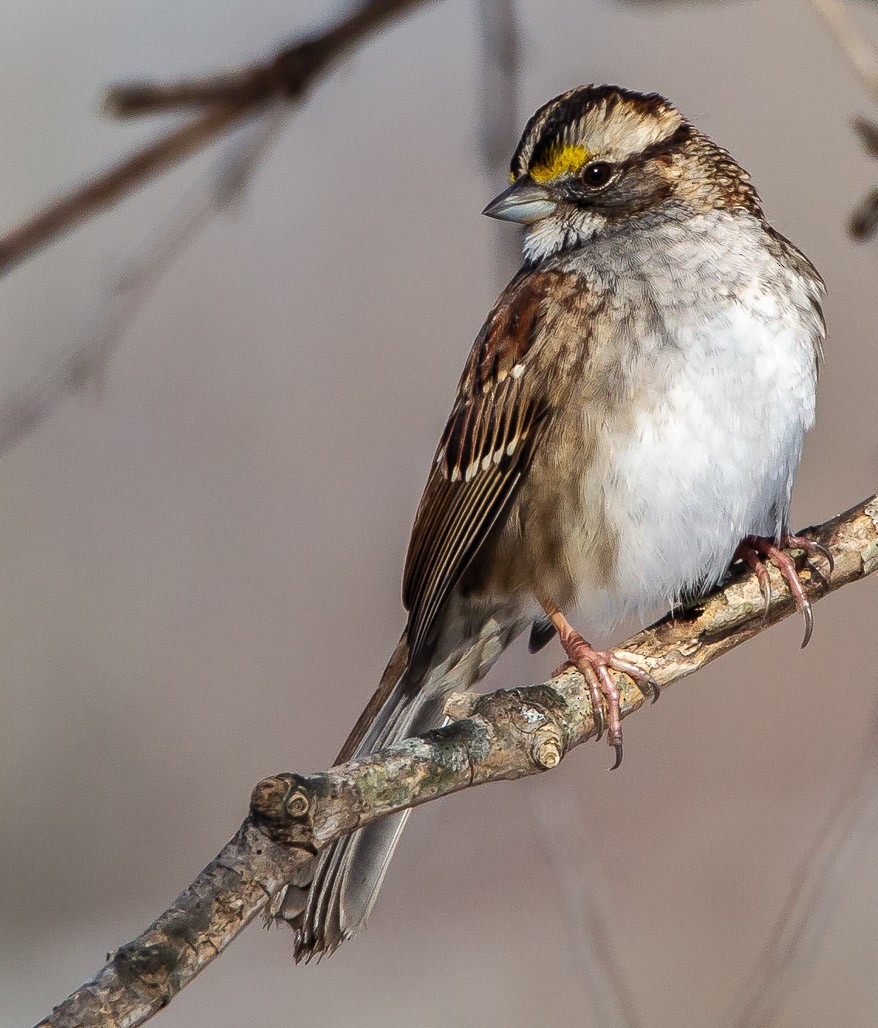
left=529, top=143, right=591, bottom=183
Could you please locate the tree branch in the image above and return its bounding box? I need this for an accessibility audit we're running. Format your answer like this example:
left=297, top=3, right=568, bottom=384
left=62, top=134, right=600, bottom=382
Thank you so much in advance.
left=810, top=0, right=878, bottom=102
left=809, top=0, right=878, bottom=238
left=37, top=494, right=878, bottom=1028
left=0, top=0, right=433, bottom=276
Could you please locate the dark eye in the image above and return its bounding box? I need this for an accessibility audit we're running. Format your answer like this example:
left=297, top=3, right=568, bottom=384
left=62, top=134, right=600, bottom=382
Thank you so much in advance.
left=582, top=161, right=613, bottom=187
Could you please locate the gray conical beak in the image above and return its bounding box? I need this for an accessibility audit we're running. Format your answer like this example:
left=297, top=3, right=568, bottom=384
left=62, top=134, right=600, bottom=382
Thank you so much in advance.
left=482, top=178, right=557, bottom=224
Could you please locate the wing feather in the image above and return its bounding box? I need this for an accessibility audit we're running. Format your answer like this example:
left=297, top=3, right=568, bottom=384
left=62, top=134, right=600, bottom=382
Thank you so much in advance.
left=401, top=268, right=573, bottom=667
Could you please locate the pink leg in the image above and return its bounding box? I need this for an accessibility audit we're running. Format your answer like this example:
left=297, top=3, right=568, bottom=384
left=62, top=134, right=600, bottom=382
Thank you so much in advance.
left=543, top=607, right=658, bottom=770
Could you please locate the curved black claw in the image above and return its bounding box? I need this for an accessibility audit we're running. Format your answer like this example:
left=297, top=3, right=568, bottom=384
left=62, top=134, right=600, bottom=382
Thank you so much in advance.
left=757, top=569, right=772, bottom=615
left=739, top=535, right=821, bottom=647
left=784, top=534, right=835, bottom=577
left=593, top=702, right=606, bottom=743
left=810, top=541, right=835, bottom=574
left=610, top=743, right=623, bottom=771
left=802, top=541, right=834, bottom=582
left=630, top=671, right=661, bottom=704
left=800, top=598, right=814, bottom=649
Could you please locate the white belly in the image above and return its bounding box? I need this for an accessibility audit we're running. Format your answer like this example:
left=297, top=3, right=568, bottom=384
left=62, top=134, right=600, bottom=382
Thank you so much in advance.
left=573, top=221, right=820, bottom=634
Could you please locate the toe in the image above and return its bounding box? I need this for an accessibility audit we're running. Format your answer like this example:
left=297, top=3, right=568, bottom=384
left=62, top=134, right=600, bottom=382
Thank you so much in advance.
left=609, top=653, right=661, bottom=703
left=800, top=599, right=814, bottom=649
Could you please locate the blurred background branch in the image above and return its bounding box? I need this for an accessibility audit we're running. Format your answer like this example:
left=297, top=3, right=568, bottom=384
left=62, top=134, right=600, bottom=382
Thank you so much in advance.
left=811, top=0, right=878, bottom=99
left=811, top=0, right=878, bottom=238
left=0, top=0, right=432, bottom=277
left=727, top=697, right=878, bottom=1027
left=37, top=494, right=878, bottom=1028
left=0, top=105, right=288, bottom=457
left=0, top=0, right=437, bottom=460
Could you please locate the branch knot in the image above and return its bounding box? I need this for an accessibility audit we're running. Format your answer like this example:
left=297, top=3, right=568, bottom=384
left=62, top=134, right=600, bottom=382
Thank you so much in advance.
left=250, top=773, right=317, bottom=848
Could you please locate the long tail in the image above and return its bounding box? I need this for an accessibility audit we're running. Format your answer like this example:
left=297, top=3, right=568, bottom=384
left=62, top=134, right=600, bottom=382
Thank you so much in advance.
left=283, top=617, right=524, bottom=960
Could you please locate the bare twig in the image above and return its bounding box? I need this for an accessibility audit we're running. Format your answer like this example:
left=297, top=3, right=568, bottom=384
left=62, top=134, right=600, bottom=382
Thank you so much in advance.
left=0, top=103, right=245, bottom=276
left=477, top=0, right=523, bottom=283
left=727, top=701, right=878, bottom=1027
left=810, top=0, right=878, bottom=100
left=0, top=0, right=435, bottom=460
left=476, top=0, right=522, bottom=175
left=35, top=495, right=878, bottom=1028
left=531, top=789, right=644, bottom=1027
left=0, top=107, right=286, bottom=457
left=809, top=0, right=878, bottom=237
left=0, top=0, right=433, bottom=276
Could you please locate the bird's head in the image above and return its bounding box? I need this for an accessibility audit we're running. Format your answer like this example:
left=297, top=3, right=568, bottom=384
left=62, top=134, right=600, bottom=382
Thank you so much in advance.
left=484, top=84, right=762, bottom=264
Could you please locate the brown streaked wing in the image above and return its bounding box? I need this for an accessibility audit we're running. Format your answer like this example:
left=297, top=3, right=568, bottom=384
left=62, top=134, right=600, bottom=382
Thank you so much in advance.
left=402, top=268, right=573, bottom=668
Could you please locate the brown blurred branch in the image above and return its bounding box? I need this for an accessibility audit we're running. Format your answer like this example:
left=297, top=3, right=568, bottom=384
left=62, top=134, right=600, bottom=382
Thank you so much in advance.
left=477, top=0, right=524, bottom=283
left=476, top=0, right=521, bottom=175
left=0, top=106, right=286, bottom=458
left=728, top=699, right=878, bottom=1027
left=37, top=495, right=878, bottom=1028
left=810, top=0, right=878, bottom=237
left=0, top=0, right=432, bottom=276
left=810, top=0, right=878, bottom=100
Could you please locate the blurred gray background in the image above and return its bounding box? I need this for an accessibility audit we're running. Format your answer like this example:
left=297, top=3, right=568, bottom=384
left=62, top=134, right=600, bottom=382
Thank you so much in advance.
left=2, top=1, right=878, bottom=1025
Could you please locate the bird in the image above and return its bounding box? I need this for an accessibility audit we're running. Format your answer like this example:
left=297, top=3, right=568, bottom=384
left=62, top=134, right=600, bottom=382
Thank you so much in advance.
left=282, top=84, right=828, bottom=960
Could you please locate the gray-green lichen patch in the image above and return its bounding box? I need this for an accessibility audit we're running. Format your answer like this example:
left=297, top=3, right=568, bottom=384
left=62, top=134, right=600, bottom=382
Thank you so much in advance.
left=344, top=722, right=482, bottom=825
left=164, top=900, right=213, bottom=945
left=112, top=940, right=183, bottom=994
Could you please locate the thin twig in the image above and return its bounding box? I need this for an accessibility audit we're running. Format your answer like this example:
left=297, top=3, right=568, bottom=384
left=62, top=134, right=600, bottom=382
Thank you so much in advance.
left=477, top=0, right=523, bottom=282
left=0, top=0, right=433, bottom=276
left=36, top=495, right=878, bottom=1028
left=531, top=788, right=644, bottom=1027
left=809, top=0, right=878, bottom=237
left=0, top=107, right=287, bottom=457
left=810, top=0, right=878, bottom=101
left=0, top=102, right=249, bottom=276
left=727, top=698, right=878, bottom=1027
left=476, top=0, right=522, bottom=176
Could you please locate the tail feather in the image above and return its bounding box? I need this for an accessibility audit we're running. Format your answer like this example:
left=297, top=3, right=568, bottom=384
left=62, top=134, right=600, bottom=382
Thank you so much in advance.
left=283, top=612, right=528, bottom=959
left=306, top=802, right=413, bottom=958
left=297, top=655, right=423, bottom=960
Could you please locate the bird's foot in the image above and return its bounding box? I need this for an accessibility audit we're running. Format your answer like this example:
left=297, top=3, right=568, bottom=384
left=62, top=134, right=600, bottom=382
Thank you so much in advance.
left=734, top=534, right=833, bottom=648
left=548, top=614, right=658, bottom=770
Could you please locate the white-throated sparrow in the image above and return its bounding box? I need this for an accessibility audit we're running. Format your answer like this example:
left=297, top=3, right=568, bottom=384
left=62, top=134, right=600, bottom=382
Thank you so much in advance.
left=284, top=84, right=827, bottom=959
